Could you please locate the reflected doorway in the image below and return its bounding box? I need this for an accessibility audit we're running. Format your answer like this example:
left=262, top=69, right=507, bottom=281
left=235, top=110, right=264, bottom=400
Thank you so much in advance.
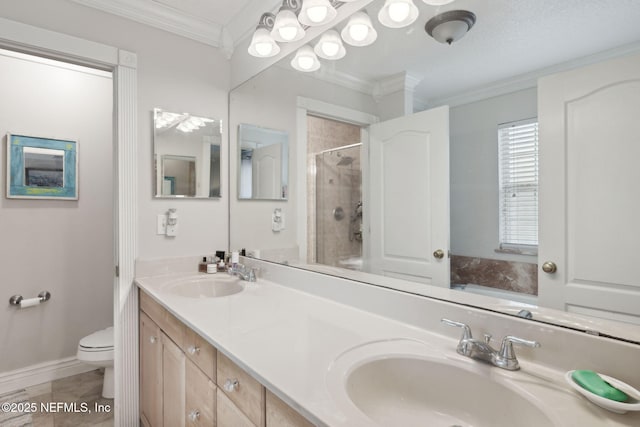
left=307, top=115, right=363, bottom=270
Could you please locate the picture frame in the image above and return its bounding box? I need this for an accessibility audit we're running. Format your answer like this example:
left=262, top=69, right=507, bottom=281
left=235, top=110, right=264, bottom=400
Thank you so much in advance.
left=6, top=133, right=78, bottom=200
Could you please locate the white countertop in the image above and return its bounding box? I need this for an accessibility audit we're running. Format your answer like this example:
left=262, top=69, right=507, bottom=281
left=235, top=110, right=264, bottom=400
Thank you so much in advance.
left=135, top=272, right=640, bottom=427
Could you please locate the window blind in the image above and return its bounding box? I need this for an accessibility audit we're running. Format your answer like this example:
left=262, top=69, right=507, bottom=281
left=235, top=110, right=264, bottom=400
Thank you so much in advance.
left=498, top=118, right=539, bottom=248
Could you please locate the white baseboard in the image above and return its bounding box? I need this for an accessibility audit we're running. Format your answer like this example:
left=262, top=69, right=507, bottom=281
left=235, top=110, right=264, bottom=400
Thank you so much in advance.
left=0, top=357, right=96, bottom=395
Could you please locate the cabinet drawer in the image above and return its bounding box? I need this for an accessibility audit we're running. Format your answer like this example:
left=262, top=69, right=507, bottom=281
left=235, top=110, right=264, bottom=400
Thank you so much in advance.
left=184, top=327, right=216, bottom=382
left=217, top=388, right=254, bottom=427
left=217, top=352, right=265, bottom=427
left=186, top=359, right=215, bottom=427
left=140, top=289, right=185, bottom=348
left=266, top=390, right=315, bottom=427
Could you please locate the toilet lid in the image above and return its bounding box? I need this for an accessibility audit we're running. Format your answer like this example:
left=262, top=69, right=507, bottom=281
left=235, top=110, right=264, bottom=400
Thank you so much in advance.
left=79, top=327, right=114, bottom=349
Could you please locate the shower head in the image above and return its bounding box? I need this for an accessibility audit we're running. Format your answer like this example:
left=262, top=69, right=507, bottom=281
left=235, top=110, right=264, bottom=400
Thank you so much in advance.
left=336, top=156, right=354, bottom=166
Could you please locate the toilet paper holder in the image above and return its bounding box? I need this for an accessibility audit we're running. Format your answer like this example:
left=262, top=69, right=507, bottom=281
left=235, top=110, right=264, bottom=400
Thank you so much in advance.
left=9, top=291, right=51, bottom=307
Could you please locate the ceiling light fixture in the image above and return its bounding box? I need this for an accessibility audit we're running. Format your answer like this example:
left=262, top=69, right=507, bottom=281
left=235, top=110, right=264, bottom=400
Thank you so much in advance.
left=378, top=0, right=419, bottom=28
left=271, top=0, right=305, bottom=43
left=341, top=11, right=378, bottom=47
left=299, top=0, right=338, bottom=27
left=425, top=10, right=476, bottom=45
left=248, top=13, right=280, bottom=58
left=314, top=30, right=346, bottom=60
left=291, top=45, right=321, bottom=72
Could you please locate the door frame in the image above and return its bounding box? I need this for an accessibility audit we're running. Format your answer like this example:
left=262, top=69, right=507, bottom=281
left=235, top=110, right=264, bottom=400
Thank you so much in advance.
left=295, top=97, right=378, bottom=263
left=0, top=17, right=138, bottom=426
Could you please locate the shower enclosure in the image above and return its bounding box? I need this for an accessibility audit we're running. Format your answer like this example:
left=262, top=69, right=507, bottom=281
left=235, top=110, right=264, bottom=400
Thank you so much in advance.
left=314, top=143, right=363, bottom=270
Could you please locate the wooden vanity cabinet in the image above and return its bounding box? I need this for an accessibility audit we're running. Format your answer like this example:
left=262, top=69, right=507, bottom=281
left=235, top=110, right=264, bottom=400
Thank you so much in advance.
left=266, top=390, right=315, bottom=427
left=139, top=311, right=163, bottom=427
left=139, top=289, right=316, bottom=427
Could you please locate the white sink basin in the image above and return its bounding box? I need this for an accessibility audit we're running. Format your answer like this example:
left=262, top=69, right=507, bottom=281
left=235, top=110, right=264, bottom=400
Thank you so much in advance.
left=163, top=275, right=243, bottom=298
left=326, top=339, right=557, bottom=427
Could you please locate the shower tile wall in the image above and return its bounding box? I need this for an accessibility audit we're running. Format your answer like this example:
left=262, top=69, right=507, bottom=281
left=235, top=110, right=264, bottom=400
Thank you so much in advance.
left=316, top=146, right=362, bottom=267
left=307, top=116, right=361, bottom=266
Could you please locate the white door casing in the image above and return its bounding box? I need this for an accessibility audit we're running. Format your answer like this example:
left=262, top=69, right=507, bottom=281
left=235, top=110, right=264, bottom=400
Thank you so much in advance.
left=538, top=52, right=640, bottom=324
left=368, top=106, right=450, bottom=286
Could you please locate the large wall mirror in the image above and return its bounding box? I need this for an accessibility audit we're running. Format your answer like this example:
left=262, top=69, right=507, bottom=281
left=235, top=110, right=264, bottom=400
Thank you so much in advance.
left=153, top=108, right=222, bottom=198
left=238, top=123, right=289, bottom=200
left=229, top=0, right=640, bottom=342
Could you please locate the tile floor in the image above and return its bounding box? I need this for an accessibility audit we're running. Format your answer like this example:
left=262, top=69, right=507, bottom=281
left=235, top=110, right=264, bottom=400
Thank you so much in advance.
left=26, top=369, right=113, bottom=427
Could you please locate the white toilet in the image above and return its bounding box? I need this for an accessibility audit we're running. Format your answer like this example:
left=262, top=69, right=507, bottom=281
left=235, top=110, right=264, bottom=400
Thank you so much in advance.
left=77, top=326, right=114, bottom=399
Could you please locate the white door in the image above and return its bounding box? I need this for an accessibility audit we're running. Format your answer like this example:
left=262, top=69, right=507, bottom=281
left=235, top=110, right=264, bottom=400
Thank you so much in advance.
left=368, top=106, right=450, bottom=286
left=538, top=53, right=640, bottom=324
left=252, top=143, right=282, bottom=199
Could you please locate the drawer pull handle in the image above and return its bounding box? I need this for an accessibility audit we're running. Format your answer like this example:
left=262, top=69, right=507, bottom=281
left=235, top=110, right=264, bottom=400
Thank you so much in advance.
left=188, top=345, right=200, bottom=355
left=188, top=409, right=200, bottom=421
left=149, top=336, right=157, bottom=344
left=223, top=378, right=239, bottom=392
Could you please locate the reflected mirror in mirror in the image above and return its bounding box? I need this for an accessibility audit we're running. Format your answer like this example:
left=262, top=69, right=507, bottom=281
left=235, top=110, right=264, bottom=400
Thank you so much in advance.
left=153, top=108, right=221, bottom=198
left=229, top=0, right=640, bottom=341
left=238, top=123, right=288, bottom=200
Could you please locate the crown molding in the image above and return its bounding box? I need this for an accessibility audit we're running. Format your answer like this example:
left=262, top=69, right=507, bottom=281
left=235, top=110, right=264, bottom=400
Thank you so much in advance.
left=71, top=0, right=224, bottom=48
left=273, top=60, right=375, bottom=96
left=372, top=72, right=422, bottom=99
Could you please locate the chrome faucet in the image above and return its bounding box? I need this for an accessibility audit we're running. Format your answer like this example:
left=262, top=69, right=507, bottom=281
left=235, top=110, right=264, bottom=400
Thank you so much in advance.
left=229, top=264, right=257, bottom=282
left=441, top=318, right=540, bottom=370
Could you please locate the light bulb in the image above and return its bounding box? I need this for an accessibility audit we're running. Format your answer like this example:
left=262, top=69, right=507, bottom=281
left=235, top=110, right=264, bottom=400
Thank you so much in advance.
left=298, top=56, right=314, bottom=70
left=255, top=42, right=273, bottom=56
left=307, top=6, right=328, bottom=23
left=321, top=41, right=340, bottom=57
left=278, top=26, right=297, bottom=41
left=388, top=2, right=410, bottom=22
left=291, top=45, right=321, bottom=72
left=349, top=23, right=368, bottom=42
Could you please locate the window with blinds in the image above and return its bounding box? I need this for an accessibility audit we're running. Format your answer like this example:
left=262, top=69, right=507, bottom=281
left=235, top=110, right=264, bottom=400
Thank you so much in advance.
left=498, top=118, right=539, bottom=251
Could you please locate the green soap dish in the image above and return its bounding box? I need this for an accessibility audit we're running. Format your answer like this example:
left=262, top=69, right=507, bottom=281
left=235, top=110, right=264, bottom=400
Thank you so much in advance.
left=572, top=370, right=628, bottom=402
left=565, top=370, right=640, bottom=414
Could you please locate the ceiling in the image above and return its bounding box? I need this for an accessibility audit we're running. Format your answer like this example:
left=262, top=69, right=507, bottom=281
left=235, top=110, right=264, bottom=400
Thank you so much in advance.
left=326, top=0, right=640, bottom=105
left=73, top=0, right=640, bottom=104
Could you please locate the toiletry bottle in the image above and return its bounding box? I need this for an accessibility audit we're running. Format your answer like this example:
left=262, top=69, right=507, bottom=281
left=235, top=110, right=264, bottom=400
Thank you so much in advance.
left=218, top=257, right=226, bottom=272
left=198, top=256, right=208, bottom=273
left=206, top=256, right=217, bottom=274
left=231, top=251, right=240, bottom=271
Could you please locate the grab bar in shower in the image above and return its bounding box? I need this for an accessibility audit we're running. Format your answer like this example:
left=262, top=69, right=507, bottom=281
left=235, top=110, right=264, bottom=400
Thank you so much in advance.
left=9, top=291, right=51, bottom=308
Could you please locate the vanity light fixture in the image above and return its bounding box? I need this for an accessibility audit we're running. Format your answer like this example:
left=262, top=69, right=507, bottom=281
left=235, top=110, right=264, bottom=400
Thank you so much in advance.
left=314, top=30, right=346, bottom=60
left=341, top=11, right=378, bottom=47
left=299, top=0, right=338, bottom=27
left=378, top=0, right=419, bottom=28
left=271, top=0, right=306, bottom=43
left=291, top=45, right=321, bottom=72
left=248, top=13, right=280, bottom=58
left=425, top=10, right=476, bottom=45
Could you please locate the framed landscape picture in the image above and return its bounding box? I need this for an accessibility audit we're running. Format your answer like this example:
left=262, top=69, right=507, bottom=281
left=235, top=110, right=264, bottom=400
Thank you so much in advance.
left=6, top=133, right=78, bottom=200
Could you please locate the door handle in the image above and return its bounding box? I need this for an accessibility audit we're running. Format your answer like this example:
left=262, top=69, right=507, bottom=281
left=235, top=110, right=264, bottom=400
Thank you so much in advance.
left=433, top=249, right=445, bottom=259
left=541, top=261, right=557, bottom=273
